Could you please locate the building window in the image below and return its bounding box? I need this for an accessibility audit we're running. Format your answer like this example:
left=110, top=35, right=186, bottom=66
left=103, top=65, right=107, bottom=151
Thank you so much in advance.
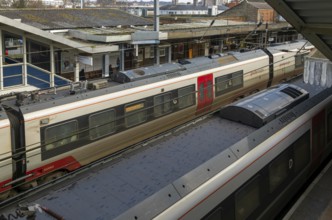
left=160, top=48, right=166, bottom=57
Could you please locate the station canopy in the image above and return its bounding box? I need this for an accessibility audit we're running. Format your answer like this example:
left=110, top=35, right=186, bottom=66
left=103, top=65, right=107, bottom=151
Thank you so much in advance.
left=266, top=0, right=332, bottom=87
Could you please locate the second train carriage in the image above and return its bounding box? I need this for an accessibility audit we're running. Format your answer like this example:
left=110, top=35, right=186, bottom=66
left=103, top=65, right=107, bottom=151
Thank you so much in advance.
left=118, top=83, right=331, bottom=220
left=0, top=41, right=312, bottom=200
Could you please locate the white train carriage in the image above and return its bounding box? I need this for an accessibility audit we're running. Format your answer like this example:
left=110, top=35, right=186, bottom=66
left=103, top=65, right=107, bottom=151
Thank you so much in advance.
left=154, top=85, right=332, bottom=220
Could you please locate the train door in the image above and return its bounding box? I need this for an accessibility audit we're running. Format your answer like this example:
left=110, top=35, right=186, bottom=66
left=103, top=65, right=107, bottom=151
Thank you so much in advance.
left=197, top=74, right=214, bottom=115
left=5, top=108, right=26, bottom=187
left=262, top=48, right=274, bottom=87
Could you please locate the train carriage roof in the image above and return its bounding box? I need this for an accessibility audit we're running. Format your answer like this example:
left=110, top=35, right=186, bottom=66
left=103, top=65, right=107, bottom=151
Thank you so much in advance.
left=266, top=40, right=313, bottom=55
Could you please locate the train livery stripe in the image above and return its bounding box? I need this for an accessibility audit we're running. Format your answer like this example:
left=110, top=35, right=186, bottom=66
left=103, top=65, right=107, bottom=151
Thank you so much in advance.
left=26, top=156, right=81, bottom=181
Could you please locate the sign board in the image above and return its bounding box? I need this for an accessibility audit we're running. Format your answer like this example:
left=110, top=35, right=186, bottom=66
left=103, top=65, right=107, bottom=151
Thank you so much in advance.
left=78, top=55, right=93, bottom=66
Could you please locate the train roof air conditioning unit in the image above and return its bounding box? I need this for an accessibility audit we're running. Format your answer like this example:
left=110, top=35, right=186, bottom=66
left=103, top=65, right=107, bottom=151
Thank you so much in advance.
left=88, top=79, right=108, bottom=90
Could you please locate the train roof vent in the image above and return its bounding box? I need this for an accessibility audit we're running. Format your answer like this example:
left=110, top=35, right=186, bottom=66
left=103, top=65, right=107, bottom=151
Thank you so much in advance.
left=88, top=79, right=108, bottom=90
left=280, top=87, right=303, bottom=98
left=115, top=63, right=185, bottom=83
left=166, top=72, right=182, bottom=79
left=219, top=84, right=309, bottom=128
left=178, top=59, right=191, bottom=65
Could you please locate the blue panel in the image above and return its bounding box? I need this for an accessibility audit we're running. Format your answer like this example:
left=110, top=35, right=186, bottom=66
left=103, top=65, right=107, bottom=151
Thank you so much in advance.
left=3, top=65, right=22, bottom=77
left=27, top=66, right=50, bottom=82
left=55, top=76, right=70, bottom=86
left=27, top=76, right=50, bottom=89
left=4, top=76, right=22, bottom=87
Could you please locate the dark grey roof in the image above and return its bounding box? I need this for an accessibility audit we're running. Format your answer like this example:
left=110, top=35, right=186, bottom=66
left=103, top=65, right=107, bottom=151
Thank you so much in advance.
left=0, top=9, right=153, bottom=30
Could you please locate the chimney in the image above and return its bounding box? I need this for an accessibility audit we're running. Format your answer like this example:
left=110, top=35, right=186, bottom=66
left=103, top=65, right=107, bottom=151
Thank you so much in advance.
left=194, top=0, right=198, bottom=6
left=172, top=0, right=178, bottom=5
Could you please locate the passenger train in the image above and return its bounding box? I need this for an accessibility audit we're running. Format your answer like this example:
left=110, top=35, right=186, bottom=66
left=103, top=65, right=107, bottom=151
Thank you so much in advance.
left=0, top=41, right=312, bottom=200
left=153, top=81, right=332, bottom=220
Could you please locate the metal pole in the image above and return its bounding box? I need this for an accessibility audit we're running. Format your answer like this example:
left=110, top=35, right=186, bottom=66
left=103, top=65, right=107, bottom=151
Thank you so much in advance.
left=154, top=0, right=160, bottom=65
left=264, top=22, right=268, bottom=48
left=74, top=56, right=79, bottom=82
left=50, top=44, right=55, bottom=87
left=154, top=0, right=159, bottom=32
left=22, top=34, right=27, bottom=86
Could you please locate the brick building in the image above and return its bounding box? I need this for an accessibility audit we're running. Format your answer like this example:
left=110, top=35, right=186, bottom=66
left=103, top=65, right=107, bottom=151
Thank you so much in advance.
left=218, top=0, right=277, bottom=23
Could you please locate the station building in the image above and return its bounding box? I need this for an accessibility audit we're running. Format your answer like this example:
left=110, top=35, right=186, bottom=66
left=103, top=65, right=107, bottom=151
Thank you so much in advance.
left=0, top=8, right=298, bottom=93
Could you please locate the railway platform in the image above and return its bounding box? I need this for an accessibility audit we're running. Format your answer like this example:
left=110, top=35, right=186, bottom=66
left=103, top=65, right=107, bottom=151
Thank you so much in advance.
left=284, top=159, right=332, bottom=220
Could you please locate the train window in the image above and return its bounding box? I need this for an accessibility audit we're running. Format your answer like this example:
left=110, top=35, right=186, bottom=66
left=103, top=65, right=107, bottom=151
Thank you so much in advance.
left=207, top=80, right=213, bottom=99
left=89, top=109, right=116, bottom=140
left=178, top=85, right=195, bottom=109
left=328, top=112, right=332, bottom=142
left=232, top=71, right=243, bottom=88
left=268, top=149, right=291, bottom=193
left=215, top=71, right=243, bottom=96
left=235, top=175, right=261, bottom=220
left=125, top=101, right=147, bottom=127
left=294, top=131, right=311, bottom=174
left=204, top=207, right=222, bottom=220
left=215, top=75, right=228, bottom=94
left=199, top=83, right=204, bottom=101
left=45, top=120, right=78, bottom=151
left=295, top=54, right=305, bottom=68
left=154, top=93, right=172, bottom=117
